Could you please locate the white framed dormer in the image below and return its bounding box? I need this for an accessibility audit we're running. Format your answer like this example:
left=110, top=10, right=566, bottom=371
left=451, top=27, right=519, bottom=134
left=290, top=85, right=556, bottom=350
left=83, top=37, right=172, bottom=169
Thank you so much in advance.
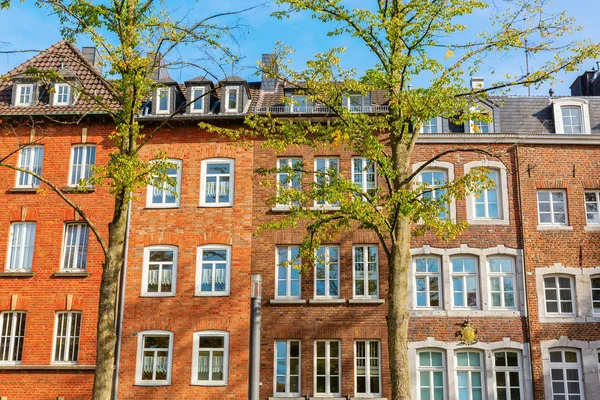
left=156, top=87, right=170, bottom=115
left=345, top=93, right=370, bottom=113
left=551, top=98, right=591, bottom=134
left=413, top=160, right=456, bottom=222
left=225, top=87, right=239, bottom=113
left=190, top=86, right=206, bottom=114
left=467, top=106, right=494, bottom=134
left=53, top=83, right=71, bottom=106
left=464, top=160, right=510, bottom=225
left=14, top=83, right=34, bottom=106
left=420, top=117, right=443, bottom=133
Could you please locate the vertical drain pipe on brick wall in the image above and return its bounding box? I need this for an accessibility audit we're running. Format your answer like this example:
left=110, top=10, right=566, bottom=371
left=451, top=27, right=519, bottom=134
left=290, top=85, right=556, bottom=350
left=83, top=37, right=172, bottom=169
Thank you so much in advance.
left=112, top=199, right=132, bottom=400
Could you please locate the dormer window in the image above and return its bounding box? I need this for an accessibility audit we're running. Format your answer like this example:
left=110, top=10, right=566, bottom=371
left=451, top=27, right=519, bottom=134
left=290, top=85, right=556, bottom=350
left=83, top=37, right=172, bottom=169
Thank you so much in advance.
left=290, top=95, right=307, bottom=112
left=551, top=98, right=591, bottom=134
left=468, top=106, right=494, bottom=133
left=190, top=87, right=205, bottom=113
left=421, top=117, right=442, bottom=133
left=347, top=94, right=366, bottom=112
left=15, top=84, right=33, bottom=106
left=54, top=84, right=71, bottom=105
left=157, top=88, right=170, bottom=114
left=226, top=87, right=238, bottom=112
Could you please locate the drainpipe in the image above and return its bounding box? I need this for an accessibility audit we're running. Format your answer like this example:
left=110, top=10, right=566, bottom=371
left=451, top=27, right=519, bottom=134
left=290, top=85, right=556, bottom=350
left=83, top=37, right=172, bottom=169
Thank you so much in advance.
left=248, top=274, right=262, bottom=400
left=112, top=199, right=132, bottom=400
left=515, top=145, right=535, bottom=398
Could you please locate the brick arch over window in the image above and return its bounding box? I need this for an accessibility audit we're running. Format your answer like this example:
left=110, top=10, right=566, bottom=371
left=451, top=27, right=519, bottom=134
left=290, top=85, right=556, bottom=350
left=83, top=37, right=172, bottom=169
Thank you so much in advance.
left=463, top=160, right=510, bottom=225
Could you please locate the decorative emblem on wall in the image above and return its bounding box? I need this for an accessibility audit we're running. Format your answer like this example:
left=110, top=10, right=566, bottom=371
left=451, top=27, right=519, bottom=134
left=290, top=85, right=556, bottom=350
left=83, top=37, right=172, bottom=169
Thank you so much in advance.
left=458, top=319, right=478, bottom=346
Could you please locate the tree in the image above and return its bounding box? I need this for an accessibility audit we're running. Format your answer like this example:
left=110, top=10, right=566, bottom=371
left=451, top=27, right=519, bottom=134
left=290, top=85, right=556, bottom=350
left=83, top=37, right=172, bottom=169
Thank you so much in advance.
left=207, top=1, right=600, bottom=399
left=0, top=0, right=257, bottom=398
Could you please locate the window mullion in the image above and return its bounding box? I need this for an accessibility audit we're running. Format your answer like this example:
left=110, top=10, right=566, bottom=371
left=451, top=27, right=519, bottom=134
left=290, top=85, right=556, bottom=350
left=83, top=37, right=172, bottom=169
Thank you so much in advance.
left=8, top=313, right=16, bottom=361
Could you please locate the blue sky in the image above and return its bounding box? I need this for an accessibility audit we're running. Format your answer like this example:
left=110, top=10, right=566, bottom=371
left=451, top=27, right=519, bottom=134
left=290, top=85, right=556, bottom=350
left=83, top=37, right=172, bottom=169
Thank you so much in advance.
left=1, top=0, right=599, bottom=96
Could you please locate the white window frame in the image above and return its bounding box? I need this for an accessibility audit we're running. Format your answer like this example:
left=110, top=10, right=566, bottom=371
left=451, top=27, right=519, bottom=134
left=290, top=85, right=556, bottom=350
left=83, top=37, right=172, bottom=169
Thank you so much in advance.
left=15, top=84, right=33, bottom=106
left=552, top=98, right=591, bottom=134
left=413, top=161, right=456, bottom=222
left=418, top=168, right=450, bottom=220
left=591, top=275, right=600, bottom=315
left=354, top=340, right=382, bottom=397
left=276, top=157, right=302, bottom=209
left=414, top=256, right=442, bottom=309
left=135, top=330, right=173, bottom=386
left=195, top=245, right=231, bottom=296
left=420, top=117, right=442, bottom=134
left=314, top=340, right=341, bottom=397
left=464, top=161, right=509, bottom=225
left=60, top=223, right=90, bottom=271
left=68, top=144, right=96, bottom=187
left=488, top=257, right=517, bottom=309
left=200, top=158, right=235, bottom=207
left=352, top=157, right=377, bottom=199
left=274, top=339, right=301, bottom=396
left=52, top=311, right=81, bottom=364
left=314, top=245, right=340, bottom=299
left=455, top=351, right=484, bottom=400
left=493, top=350, right=523, bottom=400
left=53, top=83, right=71, bottom=106
left=141, top=245, right=178, bottom=297
left=584, top=190, right=600, bottom=226
left=450, top=257, right=480, bottom=309
left=16, top=145, right=44, bottom=188
left=191, top=330, right=229, bottom=386
left=275, top=246, right=301, bottom=300
left=543, top=275, right=576, bottom=316
left=145, top=159, right=182, bottom=208
left=0, top=311, right=26, bottom=365
left=417, top=349, right=446, bottom=400
left=468, top=106, right=494, bottom=134
left=548, top=348, right=584, bottom=399
left=6, top=222, right=36, bottom=272
left=156, top=87, right=170, bottom=114
left=537, top=190, right=568, bottom=226
left=353, top=245, right=379, bottom=299
left=290, top=94, right=308, bottom=112
left=190, top=86, right=205, bottom=113
left=346, top=94, right=367, bottom=112
left=314, top=157, right=340, bottom=208
left=225, top=87, right=239, bottom=112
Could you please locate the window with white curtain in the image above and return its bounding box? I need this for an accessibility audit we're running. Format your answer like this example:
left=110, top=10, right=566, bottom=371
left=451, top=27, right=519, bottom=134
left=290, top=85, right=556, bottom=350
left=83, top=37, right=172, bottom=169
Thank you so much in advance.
left=136, top=331, right=173, bottom=385
left=16, top=146, right=43, bottom=188
left=0, top=311, right=26, bottom=364
left=142, top=246, right=177, bottom=296
left=417, top=350, right=446, bottom=400
left=69, top=145, right=96, bottom=186
left=146, top=159, right=182, bottom=207
left=6, top=222, right=36, bottom=272
left=61, top=223, right=89, bottom=271
left=53, top=311, right=81, bottom=364
left=201, top=159, right=234, bottom=206
left=196, top=245, right=231, bottom=296
left=192, top=331, right=229, bottom=385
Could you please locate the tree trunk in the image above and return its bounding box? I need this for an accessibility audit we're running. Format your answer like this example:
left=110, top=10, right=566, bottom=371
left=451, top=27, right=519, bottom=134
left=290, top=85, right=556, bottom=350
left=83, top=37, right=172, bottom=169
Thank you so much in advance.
left=92, top=199, right=129, bottom=400
left=387, top=215, right=413, bottom=400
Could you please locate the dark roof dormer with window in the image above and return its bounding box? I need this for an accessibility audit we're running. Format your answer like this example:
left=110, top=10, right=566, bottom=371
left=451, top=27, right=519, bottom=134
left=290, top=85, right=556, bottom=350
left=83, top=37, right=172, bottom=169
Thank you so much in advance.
left=152, top=77, right=184, bottom=116
left=184, top=76, right=214, bottom=115
left=219, top=76, right=251, bottom=114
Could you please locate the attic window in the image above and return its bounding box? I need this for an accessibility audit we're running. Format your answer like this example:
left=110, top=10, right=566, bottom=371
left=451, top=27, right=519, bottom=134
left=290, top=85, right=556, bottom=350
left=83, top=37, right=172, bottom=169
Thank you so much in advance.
left=551, top=98, right=590, bottom=134
left=347, top=94, right=366, bottom=112
left=54, top=84, right=71, bottom=106
left=157, top=88, right=170, bottom=114
left=190, top=87, right=205, bottom=113
left=468, top=107, right=494, bottom=133
left=15, top=84, right=33, bottom=106
left=226, top=87, right=238, bottom=112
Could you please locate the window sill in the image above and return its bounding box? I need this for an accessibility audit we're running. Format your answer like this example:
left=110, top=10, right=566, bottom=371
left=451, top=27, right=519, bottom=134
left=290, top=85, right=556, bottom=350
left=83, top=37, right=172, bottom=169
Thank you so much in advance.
left=134, top=381, right=171, bottom=386
left=194, top=293, right=230, bottom=297
left=348, top=299, right=385, bottom=305
left=351, top=397, right=388, bottom=400
left=308, top=298, right=346, bottom=305
left=584, top=225, right=600, bottom=232
left=198, top=204, right=234, bottom=208
left=268, top=397, right=305, bottom=400
left=144, top=205, right=180, bottom=209
left=536, top=225, right=573, bottom=231
left=0, top=272, right=34, bottom=278
left=0, top=364, right=95, bottom=370
left=140, top=294, right=176, bottom=298
left=270, top=299, right=307, bottom=305
left=8, top=187, right=39, bottom=193
left=309, top=206, right=341, bottom=211
left=61, top=186, right=96, bottom=193
left=466, top=218, right=510, bottom=226
left=53, top=271, right=89, bottom=278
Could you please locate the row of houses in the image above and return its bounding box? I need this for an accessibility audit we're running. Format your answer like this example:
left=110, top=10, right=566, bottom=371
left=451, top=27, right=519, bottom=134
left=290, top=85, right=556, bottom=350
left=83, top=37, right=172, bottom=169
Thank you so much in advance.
left=0, top=40, right=600, bottom=399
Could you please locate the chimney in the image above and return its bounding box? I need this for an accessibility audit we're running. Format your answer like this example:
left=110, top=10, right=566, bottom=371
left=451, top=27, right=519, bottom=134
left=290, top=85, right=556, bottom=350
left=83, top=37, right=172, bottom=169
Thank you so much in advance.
left=470, top=77, right=484, bottom=90
left=81, top=47, right=102, bottom=74
left=261, top=53, right=278, bottom=92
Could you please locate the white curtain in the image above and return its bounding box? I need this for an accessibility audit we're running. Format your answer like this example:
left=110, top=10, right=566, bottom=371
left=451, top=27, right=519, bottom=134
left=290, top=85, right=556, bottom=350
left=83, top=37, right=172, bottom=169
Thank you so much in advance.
left=148, top=269, right=159, bottom=286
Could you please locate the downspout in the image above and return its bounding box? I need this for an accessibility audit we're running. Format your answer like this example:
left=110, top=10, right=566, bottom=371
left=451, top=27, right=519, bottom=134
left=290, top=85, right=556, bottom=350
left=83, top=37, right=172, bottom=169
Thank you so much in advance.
left=112, top=198, right=132, bottom=400
left=515, top=144, right=535, bottom=398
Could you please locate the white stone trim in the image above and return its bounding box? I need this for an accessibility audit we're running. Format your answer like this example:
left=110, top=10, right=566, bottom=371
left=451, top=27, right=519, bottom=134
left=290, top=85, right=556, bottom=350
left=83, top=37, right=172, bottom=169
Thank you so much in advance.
left=409, top=245, right=525, bottom=317
left=408, top=338, right=532, bottom=400
left=463, top=160, right=510, bottom=225
left=551, top=98, right=591, bottom=134
left=412, top=161, right=456, bottom=223
left=540, top=337, right=600, bottom=399
left=535, top=265, right=600, bottom=323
